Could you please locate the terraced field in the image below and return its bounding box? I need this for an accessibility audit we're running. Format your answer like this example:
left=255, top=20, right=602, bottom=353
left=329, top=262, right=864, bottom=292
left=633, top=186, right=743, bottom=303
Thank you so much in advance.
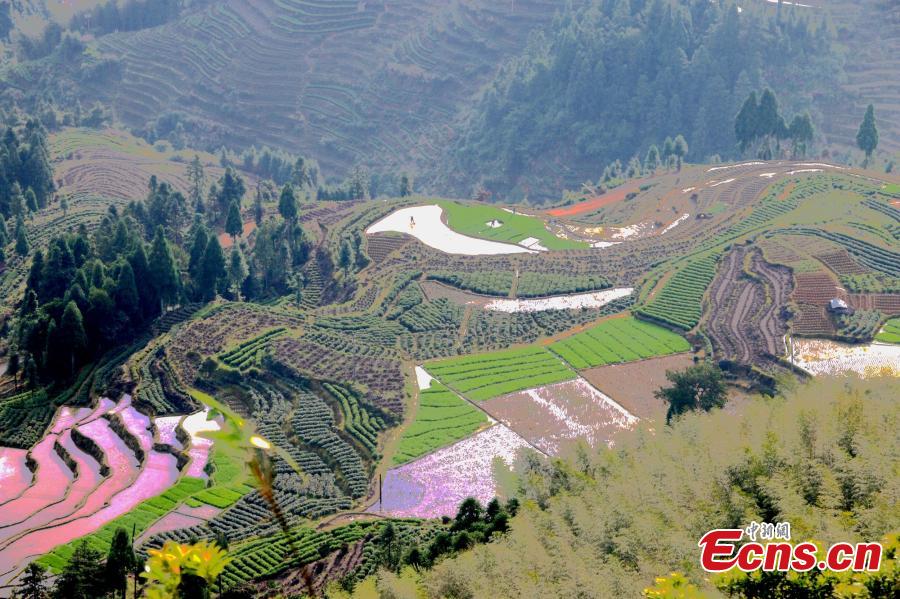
left=876, top=318, right=900, bottom=344
left=392, top=381, right=488, bottom=465
left=549, top=317, right=690, bottom=370
left=76, top=0, right=575, bottom=176
left=0, top=394, right=241, bottom=587
left=426, top=347, right=576, bottom=402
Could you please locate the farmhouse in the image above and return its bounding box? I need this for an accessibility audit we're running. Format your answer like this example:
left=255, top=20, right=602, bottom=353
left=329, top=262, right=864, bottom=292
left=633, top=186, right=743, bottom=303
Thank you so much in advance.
left=828, top=298, right=851, bottom=314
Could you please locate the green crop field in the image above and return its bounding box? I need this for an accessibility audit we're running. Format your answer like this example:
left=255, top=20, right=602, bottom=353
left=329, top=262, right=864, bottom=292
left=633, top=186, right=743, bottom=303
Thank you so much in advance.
left=437, top=200, right=588, bottom=250
left=393, top=382, right=488, bottom=465
left=549, top=316, right=690, bottom=369
left=426, top=346, right=576, bottom=401
left=875, top=318, right=900, bottom=344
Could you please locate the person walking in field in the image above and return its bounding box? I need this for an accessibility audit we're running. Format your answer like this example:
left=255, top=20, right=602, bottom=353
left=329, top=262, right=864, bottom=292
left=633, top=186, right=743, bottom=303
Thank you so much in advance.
left=410, top=216, right=416, bottom=228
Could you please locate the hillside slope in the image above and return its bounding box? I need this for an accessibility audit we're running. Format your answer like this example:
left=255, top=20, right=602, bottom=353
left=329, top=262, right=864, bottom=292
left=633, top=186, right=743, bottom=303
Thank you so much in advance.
left=820, top=0, right=900, bottom=156
left=70, top=0, right=577, bottom=178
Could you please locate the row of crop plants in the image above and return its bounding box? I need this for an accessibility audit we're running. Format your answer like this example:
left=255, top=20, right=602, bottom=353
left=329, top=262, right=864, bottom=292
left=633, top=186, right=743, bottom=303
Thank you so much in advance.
left=392, top=382, right=488, bottom=465
left=324, top=383, right=387, bottom=455
left=218, top=327, right=287, bottom=370
left=549, top=316, right=690, bottom=369
left=425, top=347, right=576, bottom=402
left=636, top=253, right=721, bottom=330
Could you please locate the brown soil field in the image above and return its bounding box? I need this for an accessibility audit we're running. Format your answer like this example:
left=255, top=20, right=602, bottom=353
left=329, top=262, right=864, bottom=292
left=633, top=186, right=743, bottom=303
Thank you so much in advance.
left=419, top=280, right=491, bottom=307
left=582, top=353, right=695, bottom=422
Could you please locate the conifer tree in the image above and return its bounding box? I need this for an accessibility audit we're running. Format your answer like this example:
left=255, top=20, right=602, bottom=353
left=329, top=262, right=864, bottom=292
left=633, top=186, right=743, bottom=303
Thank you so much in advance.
left=225, top=200, right=243, bottom=242
left=856, top=104, right=879, bottom=166
left=104, top=528, right=135, bottom=598
left=200, top=236, right=226, bottom=301
left=278, top=183, right=298, bottom=223
left=15, top=217, right=29, bottom=256
left=148, top=226, right=179, bottom=313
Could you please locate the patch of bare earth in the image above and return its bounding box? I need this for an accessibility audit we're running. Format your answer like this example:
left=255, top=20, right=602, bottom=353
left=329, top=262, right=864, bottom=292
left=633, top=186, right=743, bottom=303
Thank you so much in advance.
left=582, top=353, right=696, bottom=422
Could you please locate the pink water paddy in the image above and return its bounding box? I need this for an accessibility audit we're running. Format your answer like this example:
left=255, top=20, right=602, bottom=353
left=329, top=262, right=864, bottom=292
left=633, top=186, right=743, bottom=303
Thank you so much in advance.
left=0, top=435, right=72, bottom=527
left=0, top=431, right=103, bottom=547
left=0, top=451, right=178, bottom=578
left=119, top=406, right=153, bottom=452
left=375, top=424, right=530, bottom=519
left=51, top=417, right=140, bottom=523
left=0, top=449, right=31, bottom=505
left=181, top=410, right=220, bottom=478
left=49, top=406, right=92, bottom=434
left=138, top=504, right=221, bottom=544
left=153, top=415, right=184, bottom=449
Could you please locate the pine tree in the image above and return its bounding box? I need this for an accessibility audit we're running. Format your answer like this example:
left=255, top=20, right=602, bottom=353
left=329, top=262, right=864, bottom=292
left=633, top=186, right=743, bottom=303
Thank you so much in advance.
left=200, top=236, right=226, bottom=301
left=789, top=113, right=814, bottom=158
left=59, top=301, right=87, bottom=374
left=128, top=244, right=157, bottom=320
left=52, top=541, right=104, bottom=599
left=399, top=174, right=412, bottom=197
left=644, top=145, right=660, bottom=172
left=757, top=89, right=781, bottom=141
left=15, top=217, right=29, bottom=256
left=225, top=200, right=243, bottom=242
left=338, top=240, right=352, bottom=273
left=104, top=528, right=135, bottom=598
left=148, top=227, right=180, bottom=313
left=186, top=155, right=205, bottom=210
left=188, top=225, right=209, bottom=282
left=24, top=188, right=38, bottom=213
left=278, top=183, right=298, bottom=222
left=734, top=91, right=759, bottom=152
left=856, top=104, right=878, bottom=166
left=253, top=183, right=265, bottom=225
left=662, top=137, right=675, bottom=170
left=673, top=135, right=689, bottom=170
left=17, top=562, right=47, bottom=599
left=114, top=261, right=140, bottom=324
left=227, top=246, right=248, bottom=301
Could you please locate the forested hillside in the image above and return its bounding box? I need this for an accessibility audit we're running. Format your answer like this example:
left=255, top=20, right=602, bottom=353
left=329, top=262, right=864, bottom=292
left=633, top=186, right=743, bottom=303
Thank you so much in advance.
left=1, top=0, right=582, bottom=183
left=439, top=0, right=842, bottom=200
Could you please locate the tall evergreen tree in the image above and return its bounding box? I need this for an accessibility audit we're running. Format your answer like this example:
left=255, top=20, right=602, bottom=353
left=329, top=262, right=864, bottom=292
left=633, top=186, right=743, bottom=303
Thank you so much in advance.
left=673, top=135, right=689, bottom=170
left=856, top=104, right=879, bottom=166
left=186, top=154, right=205, bottom=211
left=148, top=226, right=179, bottom=313
left=734, top=91, right=759, bottom=152
left=113, top=261, right=140, bottom=324
left=17, top=563, right=48, bottom=599
left=227, top=246, right=248, bottom=301
left=225, top=200, right=243, bottom=242
left=104, top=528, right=135, bottom=598
left=199, top=236, right=226, bottom=301
left=56, top=301, right=85, bottom=375
left=15, top=216, right=28, bottom=256
left=278, top=183, right=298, bottom=223
left=188, top=225, right=209, bottom=281
left=399, top=174, right=412, bottom=197
left=128, top=244, right=156, bottom=320
left=788, top=113, right=814, bottom=158
left=51, top=541, right=104, bottom=599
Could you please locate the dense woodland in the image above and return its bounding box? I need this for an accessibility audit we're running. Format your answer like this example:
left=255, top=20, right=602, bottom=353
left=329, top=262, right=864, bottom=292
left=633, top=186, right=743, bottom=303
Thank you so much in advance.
left=449, top=0, right=840, bottom=198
